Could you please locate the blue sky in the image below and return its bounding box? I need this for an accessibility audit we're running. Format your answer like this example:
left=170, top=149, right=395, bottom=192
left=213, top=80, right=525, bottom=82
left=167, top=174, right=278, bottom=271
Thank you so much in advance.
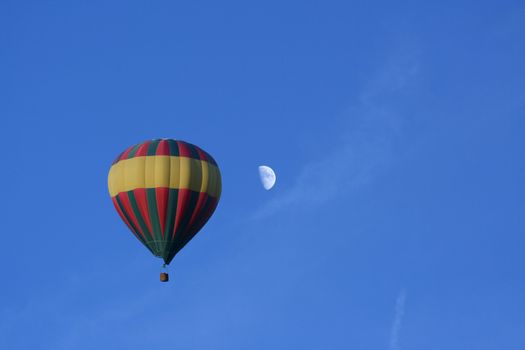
left=1, top=1, right=524, bottom=349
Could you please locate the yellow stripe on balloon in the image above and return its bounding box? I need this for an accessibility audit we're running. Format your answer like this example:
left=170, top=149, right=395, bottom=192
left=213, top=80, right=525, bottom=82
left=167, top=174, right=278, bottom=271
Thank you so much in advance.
left=108, top=156, right=221, bottom=198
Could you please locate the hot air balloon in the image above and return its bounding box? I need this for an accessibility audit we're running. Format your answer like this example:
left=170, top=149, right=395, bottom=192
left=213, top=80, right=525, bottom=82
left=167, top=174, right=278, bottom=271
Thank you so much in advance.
left=108, top=139, right=221, bottom=282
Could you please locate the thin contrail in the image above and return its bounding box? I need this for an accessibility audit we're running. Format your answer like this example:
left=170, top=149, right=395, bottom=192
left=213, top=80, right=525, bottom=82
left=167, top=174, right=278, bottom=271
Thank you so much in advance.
left=389, top=289, right=407, bottom=350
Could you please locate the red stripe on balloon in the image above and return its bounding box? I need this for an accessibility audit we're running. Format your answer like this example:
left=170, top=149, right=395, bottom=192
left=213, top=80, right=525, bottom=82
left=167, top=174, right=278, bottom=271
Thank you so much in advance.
left=171, top=188, right=191, bottom=241
left=195, top=196, right=218, bottom=234
left=176, top=141, right=192, bottom=158
left=134, top=140, right=151, bottom=157
left=179, top=195, right=218, bottom=249
left=112, top=197, right=145, bottom=243
left=156, top=139, right=170, bottom=156
left=118, top=144, right=135, bottom=162
left=155, top=187, right=168, bottom=238
left=112, top=197, right=133, bottom=232
left=195, top=148, right=208, bottom=162
left=118, top=192, right=148, bottom=241
left=186, top=192, right=208, bottom=231
left=132, top=188, right=154, bottom=240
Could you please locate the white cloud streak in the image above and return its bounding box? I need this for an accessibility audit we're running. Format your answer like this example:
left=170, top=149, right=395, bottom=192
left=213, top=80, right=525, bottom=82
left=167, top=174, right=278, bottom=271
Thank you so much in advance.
left=252, top=51, right=420, bottom=219
left=389, top=289, right=407, bottom=350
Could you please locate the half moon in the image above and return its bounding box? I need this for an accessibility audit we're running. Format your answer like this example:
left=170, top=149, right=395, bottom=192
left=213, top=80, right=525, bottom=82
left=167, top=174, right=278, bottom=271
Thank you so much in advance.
left=258, top=165, right=276, bottom=190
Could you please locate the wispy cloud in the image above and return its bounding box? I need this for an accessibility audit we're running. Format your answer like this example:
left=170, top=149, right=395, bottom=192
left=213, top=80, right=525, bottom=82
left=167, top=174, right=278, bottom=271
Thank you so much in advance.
left=252, top=51, right=420, bottom=219
left=389, top=289, right=407, bottom=350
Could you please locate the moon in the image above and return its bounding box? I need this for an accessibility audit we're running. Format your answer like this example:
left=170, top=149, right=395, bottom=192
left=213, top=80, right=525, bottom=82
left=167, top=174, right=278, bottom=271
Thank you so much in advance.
left=258, top=165, right=276, bottom=190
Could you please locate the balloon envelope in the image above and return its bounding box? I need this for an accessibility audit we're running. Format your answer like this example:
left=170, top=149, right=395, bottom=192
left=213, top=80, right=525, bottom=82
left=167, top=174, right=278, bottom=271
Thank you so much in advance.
left=108, top=139, right=221, bottom=265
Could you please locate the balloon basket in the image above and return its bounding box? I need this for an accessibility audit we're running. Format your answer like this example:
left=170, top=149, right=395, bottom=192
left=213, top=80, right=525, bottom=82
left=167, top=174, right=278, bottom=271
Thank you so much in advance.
left=160, top=272, right=169, bottom=282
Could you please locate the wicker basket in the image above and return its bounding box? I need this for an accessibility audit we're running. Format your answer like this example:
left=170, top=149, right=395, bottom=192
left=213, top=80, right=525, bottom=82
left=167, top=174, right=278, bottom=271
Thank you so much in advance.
left=160, top=272, right=169, bottom=282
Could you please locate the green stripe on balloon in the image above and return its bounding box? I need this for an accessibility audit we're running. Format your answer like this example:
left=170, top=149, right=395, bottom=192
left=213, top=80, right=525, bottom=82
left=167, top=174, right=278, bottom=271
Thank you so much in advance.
left=167, top=139, right=180, bottom=156
left=127, top=190, right=159, bottom=255
left=161, top=188, right=179, bottom=263
left=127, top=143, right=142, bottom=159
left=146, top=188, right=164, bottom=251
left=147, top=140, right=160, bottom=156
left=168, top=190, right=200, bottom=262
left=114, top=195, right=152, bottom=253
